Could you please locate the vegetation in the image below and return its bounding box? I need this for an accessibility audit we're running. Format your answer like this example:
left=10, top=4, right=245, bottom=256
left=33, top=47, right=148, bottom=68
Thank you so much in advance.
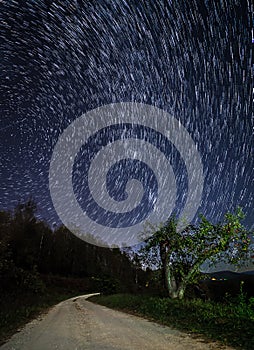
left=0, top=199, right=147, bottom=292
left=1, top=199, right=253, bottom=347
left=0, top=199, right=147, bottom=343
left=89, top=292, right=254, bottom=349
left=140, top=209, right=252, bottom=299
left=0, top=287, right=76, bottom=346
left=88, top=208, right=254, bottom=348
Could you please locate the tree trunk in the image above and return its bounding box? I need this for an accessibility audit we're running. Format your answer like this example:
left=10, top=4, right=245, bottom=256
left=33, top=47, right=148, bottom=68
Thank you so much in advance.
left=159, top=242, right=167, bottom=290
left=174, top=262, right=202, bottom=300
left=165, top=262, right=178, bottom=298
left=164, top=269, right=187, bottom=299
left=176, top=282, right=187, bottom=299
left=159, top=242, right=185, bottom=299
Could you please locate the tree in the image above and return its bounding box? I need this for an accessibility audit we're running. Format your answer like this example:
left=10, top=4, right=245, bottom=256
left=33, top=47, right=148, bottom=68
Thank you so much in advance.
left=9, top=199, right=45, bottom=271
left=122, top=247, right=143, bottom=285
left=140, top=208, right=252, bottom=299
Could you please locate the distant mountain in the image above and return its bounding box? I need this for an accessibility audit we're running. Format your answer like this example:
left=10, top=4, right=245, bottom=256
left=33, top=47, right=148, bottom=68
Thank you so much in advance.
left=199, top=270, right=254, bottom=300
left=203, top=270, right=254, bottom=280
left=242, top=270, right=254, bottom=276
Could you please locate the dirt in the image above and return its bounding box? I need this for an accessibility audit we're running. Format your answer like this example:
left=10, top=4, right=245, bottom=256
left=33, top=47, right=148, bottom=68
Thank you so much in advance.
left=0, top=294, right=235, bottom=350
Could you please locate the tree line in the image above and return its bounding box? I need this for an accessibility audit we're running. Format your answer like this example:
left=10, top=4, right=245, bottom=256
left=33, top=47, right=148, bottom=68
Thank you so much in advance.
left=0, top=199, right=147, bottom=295
left=1, top=199, right=252, bottom=300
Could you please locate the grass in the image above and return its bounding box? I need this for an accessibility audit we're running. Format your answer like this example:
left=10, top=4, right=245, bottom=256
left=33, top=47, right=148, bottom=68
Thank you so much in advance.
left=0, top=288, right=77, bottom=345
left=89, top=293, right=254, bottom=349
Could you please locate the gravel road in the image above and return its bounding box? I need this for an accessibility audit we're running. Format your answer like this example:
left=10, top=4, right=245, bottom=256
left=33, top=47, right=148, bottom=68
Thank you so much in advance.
left=0, top=294, right=234, bottom=350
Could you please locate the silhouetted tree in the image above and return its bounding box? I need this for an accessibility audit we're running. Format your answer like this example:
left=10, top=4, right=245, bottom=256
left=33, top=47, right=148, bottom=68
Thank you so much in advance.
left=140, top=208, right=252, bottom=299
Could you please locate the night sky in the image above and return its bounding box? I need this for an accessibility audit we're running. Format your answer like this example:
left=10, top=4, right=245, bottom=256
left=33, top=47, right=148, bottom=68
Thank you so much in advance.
left=0, top=1, right=253, bottom=247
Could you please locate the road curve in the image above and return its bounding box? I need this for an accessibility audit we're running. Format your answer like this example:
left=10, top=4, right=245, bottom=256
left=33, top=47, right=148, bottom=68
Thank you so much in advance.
left=1, top=294, right=234, bottom=350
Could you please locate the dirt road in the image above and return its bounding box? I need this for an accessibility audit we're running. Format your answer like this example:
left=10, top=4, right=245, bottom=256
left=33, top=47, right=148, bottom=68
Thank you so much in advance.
left=1, top=294, right=234, bottom=350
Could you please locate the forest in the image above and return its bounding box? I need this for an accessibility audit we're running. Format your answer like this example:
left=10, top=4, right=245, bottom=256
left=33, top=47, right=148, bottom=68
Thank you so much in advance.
left=0, top=199, right=150, bottom=343
left=1, top=199, right=254, bottom=348
left=0, top=199, right=150, bottom=295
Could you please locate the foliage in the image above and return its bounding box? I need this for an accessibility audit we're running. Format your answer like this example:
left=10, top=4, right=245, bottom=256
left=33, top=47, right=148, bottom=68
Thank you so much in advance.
left=0, top=199, right=147, bottom=298
left=140, top=208, right=252, bottom=299
left=90, top=293, right=254, bottom=349
left=0, top=198, right=150, bottom=344
left=0, top=287, right=81, bottom=346
left=91, top=275, right=121, bottom=295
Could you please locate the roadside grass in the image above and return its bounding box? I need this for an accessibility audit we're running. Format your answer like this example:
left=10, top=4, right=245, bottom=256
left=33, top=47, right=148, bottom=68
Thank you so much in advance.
left=89, top=293, right=254, bottom=350
left=0, top=288, right=76, bottom=346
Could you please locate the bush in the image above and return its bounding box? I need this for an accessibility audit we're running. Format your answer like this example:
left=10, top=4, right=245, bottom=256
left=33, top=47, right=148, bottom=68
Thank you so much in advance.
left=89, top=293, right=254, bottom=349
left=17, top=269, right=46, bottom=294
left=91, top=275, right=121, bottom=295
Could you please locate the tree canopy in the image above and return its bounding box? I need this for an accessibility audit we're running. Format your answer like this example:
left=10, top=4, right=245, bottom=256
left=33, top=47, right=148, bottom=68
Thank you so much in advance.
left=0, top=199, right=147, bottom=295
left=140, top=208, right=253, bottom=299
